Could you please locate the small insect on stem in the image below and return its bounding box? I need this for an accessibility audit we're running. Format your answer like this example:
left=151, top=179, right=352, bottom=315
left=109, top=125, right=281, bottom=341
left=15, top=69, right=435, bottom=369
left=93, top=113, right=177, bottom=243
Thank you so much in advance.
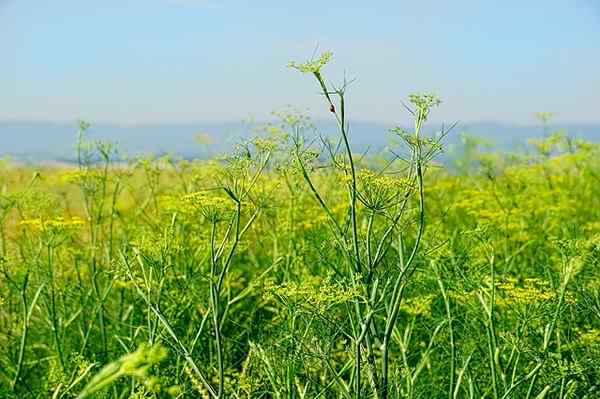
left=330, top=104, right=336, bottom=113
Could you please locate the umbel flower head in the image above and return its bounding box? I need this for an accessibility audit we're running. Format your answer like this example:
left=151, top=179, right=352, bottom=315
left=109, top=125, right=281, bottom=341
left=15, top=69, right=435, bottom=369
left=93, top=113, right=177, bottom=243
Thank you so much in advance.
left=180, top=191, right=236, bottom=221
left=288, top=51, right=333, bottom=74
left=408, top=93, right=441, bottom=121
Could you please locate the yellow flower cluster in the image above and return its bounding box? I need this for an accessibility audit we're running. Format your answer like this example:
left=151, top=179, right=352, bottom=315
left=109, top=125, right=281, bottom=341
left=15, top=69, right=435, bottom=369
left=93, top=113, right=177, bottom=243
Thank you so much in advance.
left=579, top=328, right=600, bottom=345
left=358, top=169, right=409, bottom=190
left=288, top=51, right=333, bottom=74
left=448, top=290, right=475, bottom=305
left=252, top=137, right=277, bottom=153
left=295, top=210, right=328, bottom=231
left=182, top=191, right=230, bottom=208
left=58, top=169, right=103, bottom=184
left=528, top=133, right=564, bottom=155
left=266, top=276, right=359, bottom=313
left=354, top=169, right=412, bottom=211
left=20, top=216, right=85, bottom=231
left=495, top=277, right=554, bottom=306
left=400, top=294, right=436, bottom=317
left=159, top=191, right=236, bottom=220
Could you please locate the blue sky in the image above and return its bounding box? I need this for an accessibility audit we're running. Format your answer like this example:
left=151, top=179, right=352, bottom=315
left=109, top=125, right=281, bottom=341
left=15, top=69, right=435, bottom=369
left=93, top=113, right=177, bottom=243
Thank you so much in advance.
left=2, top=0, right=599, bottom=124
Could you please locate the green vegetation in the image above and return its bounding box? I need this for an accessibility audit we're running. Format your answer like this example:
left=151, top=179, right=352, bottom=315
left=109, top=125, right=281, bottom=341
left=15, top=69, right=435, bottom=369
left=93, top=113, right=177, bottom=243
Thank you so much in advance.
left=1, top=53, right=600, bottom=398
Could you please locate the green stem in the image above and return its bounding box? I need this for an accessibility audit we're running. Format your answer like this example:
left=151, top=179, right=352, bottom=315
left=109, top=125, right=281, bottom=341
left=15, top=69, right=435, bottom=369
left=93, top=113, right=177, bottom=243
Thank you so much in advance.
left=435, top=263, right=455, bottom=399
left=48, top=244, right=65, bottom=370
left=382, top=159, right=425, bottom=399
left=209, top=221, right=224, bottom=398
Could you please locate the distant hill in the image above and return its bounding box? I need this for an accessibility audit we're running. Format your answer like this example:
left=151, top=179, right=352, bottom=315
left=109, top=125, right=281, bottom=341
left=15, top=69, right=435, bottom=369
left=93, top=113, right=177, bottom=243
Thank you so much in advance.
left=0, top=121, right=249, bottom=163
left=2, top=120, right=600, bottom=163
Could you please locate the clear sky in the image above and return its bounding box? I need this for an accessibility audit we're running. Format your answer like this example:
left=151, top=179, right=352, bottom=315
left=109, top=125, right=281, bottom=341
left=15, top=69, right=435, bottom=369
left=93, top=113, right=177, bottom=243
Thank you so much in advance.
left=2, top=0, right=599, bottom=124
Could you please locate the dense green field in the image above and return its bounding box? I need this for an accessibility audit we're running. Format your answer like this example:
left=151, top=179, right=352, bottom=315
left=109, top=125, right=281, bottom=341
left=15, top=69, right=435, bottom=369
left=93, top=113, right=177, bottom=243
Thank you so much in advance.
left=1, top=55, right=600, bottom=398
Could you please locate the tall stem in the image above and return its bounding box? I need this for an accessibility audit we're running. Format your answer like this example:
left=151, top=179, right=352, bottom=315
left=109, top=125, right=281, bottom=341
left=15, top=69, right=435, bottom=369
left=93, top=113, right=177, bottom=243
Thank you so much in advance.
left=382, top=146, right=426, bottom=399
left=48, top=244, right=65, bottom=369
left=13, top=274, right=29, bottom=390
left=209, top=221, right=224, bottom=398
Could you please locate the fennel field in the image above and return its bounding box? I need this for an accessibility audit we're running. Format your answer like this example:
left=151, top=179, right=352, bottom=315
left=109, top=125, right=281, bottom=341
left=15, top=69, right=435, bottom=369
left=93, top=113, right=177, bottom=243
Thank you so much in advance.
left=1, top=55, right=600, bottom=398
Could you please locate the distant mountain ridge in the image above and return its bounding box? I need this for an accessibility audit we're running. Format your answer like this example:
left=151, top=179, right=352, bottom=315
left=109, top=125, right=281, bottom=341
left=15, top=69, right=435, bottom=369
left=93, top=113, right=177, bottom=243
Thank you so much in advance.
left=2, top=120, right=600, bottom=163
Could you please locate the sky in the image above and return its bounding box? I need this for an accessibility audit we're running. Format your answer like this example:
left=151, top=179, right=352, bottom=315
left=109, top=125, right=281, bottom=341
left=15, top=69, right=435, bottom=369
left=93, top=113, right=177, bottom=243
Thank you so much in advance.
left=1, top=0, right=599, bottom=125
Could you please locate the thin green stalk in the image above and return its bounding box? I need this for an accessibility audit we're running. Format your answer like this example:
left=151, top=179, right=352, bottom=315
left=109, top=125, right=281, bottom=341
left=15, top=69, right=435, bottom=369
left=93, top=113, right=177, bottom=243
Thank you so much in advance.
left=336, top=94, right=362, bottom=274
left=312, top=72, right=361, bottom=273
left=0, top=216, right=6, bottom=257
left=435, top=262, right=455, bottom=399
left=209, top=221, right=224, bottom=398
left=13, top=279, right=43, bottom=391
left=47, top=244, right=65, bottom=370
left=382, top=154, right=425, bottom=399
left=216, top=202, right=242, bottom=294
left=487, top=254, right=499, bottom=399
left=366, top=210, right=374, bottom=270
